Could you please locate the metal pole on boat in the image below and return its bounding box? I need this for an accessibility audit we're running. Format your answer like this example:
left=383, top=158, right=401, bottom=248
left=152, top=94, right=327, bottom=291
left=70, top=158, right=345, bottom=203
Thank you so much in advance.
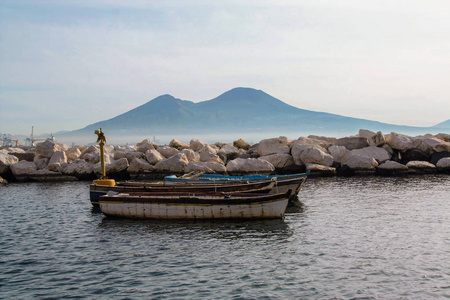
left=92, top=128, right=116, bottom=187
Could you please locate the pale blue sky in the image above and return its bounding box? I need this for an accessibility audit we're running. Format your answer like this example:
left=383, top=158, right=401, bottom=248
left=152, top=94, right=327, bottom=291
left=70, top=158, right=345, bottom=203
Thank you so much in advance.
left=1, top=0, right=449, bottom=135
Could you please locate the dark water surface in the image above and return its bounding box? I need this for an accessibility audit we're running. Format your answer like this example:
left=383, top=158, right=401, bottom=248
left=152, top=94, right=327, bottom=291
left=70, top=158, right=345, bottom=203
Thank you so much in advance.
left=1, top=175, right=449, bottom=299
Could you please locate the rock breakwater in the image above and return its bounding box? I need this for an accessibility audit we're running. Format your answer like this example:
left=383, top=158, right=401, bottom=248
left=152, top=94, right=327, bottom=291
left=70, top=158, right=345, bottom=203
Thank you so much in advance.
left=1, top=129, right=449, bottom=182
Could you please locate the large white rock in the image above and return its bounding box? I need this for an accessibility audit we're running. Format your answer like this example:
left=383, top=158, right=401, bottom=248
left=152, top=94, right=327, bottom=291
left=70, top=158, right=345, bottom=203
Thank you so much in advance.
left=102, top=158, right=129, bottom=174
left=199, top=144, right=218, bottom=155
left=412, top=138, right=432, bottom=154
left=127, top=158, right=155, bottom=173
left=82, top=152, right=100, bottom=164
left=292, top=144, right=333, bottom=166
left=190, top=139, right=206, bottom=152
left=185, top=161, right=227, bottom=174
left=423, top=137, right=450, bottom=152
left=63, top=159, right=93, bottom=175
left=157, top=146, right=180, bottom=158
left=259, top=153, right=294, bottom=169
left=0, top=153, right=19, bottom=174
left=351, top=146, right=391, bottom=163
left=36, top=140, right=61, bottom=158
left=336, top=137, right=369, bottom=150
left=6, top=147, right=26, bottom=153
left=10, top=161, right=37, bottom=176
left=377, top=160, right=408, bottom=170
left=341, top=153, right=378, bottom=169
left=233, top=138, right=251, bottom=150
left=306, top=163, right=336, bottom=174
left=66, top=147, right=82, bottom=160
left=81, top=145, right=99, bottom=156
left=436, top=133, right=450, bottom=142
left=199, top=152, right=224, bottom=164
left=436, top=157, right=450, bottom=169
left=33, top=155, right=49, bottom=170
left=256, top=136, right=290, bottom=156
left=218, top=144, right=239, bottom=156
left=136, top=142, right=155, bottom=153
left=145, top=149, right=165, bottom=165
left=293, top=136, right=334, bottom=149
left=180, top=149, right=200, bottom=162
left=300, top=146, right=334, bottom=166
left=169, top=139, right=189, bottom=150
left=406, top=160, right=436, bottom=169
left=386, top=132, right=414, bottom=151
left=46, top=162, right=65, bottom=173
left=114, top=151, right=145, bottom=163
left=155, top=153, right=189, bottom=173
left=48, top=151, right=67, bottom=165
left=137, top=139, right=158, bottom=149
left=226, top=158, right=275, bottom=174
left=328, top=145, right=350, bottom=164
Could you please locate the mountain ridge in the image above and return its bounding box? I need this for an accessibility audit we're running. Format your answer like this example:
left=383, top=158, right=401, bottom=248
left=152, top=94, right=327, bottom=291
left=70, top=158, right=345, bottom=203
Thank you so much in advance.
left=60, top=87, right=448, bottom=144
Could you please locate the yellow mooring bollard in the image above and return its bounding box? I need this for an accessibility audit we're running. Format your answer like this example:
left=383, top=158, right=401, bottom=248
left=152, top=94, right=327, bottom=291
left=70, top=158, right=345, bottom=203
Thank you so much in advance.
left=92, top=128, right=116, bottom=187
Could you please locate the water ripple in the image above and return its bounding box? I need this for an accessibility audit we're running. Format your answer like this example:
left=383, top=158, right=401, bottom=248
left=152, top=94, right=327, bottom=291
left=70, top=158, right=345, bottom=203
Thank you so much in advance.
left=1, top=176, right=449, bottom=299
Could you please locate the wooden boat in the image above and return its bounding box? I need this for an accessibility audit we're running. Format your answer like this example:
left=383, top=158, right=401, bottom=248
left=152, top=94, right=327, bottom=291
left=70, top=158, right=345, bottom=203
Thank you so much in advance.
left=99, top=190, right=292, bottom=220
left=90, top=179, right=276, bottom=206
left=165, top=172, right=309, bottom=200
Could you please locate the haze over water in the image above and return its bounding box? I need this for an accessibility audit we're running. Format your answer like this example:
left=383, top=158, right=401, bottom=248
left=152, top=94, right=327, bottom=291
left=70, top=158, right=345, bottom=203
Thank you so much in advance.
left=1, top=175, right=449, bottom=299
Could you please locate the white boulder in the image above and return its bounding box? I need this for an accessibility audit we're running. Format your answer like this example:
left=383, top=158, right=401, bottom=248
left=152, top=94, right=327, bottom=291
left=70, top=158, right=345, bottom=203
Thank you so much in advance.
left=0, top=153, right=19, bottom=174
left=226, top=158, right=275, bottom=174
left=10, top=161, right=37, bottom=177
left=259, top=153, right=294, bottom=169
left=341, top=153, right=378, bottom=169
left=291, top=144, right=333, bottom=166
left=157, top=146, right=180, bottom=158
left=306, top=163, right=336, bottom=174
left=155, top=153, right=189, bottom=173
left=36, top=140, right=61, bottom=158
left=114, top=151, right=145, bottom=163
left=66, top=147, right=82, bottom=160
left=136, top=142, right=155, bottom=153
left=180, top=149, right=200, bottom=162
left=199, top=152, right=224, bottom=164
left=218, top=144, right=239, bottom=157
left=185, top=161, right=227, bottom=174
left=33, top=155, right=49, bottom=170
left=257, top=136, right=290, bottom=156
left=145, top=149, right=165, bottom=165
left=423, top=137, right=450, bottom=152
left=199, top=144, right=218, bottom=155
left=63, top=159, right=93, bottom=176
left=406, top=160, right=436, bottom=169
left=436, top=157, right=450, bottom=169
left=233, top=138, right=251, bottom=150
left=336, top=137, right=369, bottom=150
left=48, top=151, right=67, bottom=165
left=105, top=158, right=129, bottom=174
left=351, top=146, right=391, bottom=163
left=190, top=139, right=206, bottom=152
left=386, top=132, right=414, bottom=151
left=127, top=158, right=155, bottom=173
left=377, top=160, right=408, bottom=170
left=169, top=139, right=189, bottom=150
left=328, top=145, right=350, bottom=164
left=137, top=139, right=158, bottom=149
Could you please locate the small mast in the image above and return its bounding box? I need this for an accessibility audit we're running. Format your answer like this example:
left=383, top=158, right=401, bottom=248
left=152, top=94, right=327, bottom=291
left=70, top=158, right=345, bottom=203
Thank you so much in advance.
left=92, top=128, right=115, bottom=187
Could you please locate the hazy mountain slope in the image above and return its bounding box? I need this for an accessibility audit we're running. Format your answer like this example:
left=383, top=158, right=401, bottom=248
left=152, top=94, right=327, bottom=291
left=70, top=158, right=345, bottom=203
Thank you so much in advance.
left=66, top=87, right=439, bottom=140
left=433, top=119, right=450, bottom=128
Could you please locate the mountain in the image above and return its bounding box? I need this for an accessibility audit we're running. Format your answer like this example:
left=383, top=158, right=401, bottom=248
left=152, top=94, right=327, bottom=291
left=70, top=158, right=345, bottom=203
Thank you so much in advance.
left=59, top=87, right=446, bottom=144
left=433, top=119, right=450, bottom=129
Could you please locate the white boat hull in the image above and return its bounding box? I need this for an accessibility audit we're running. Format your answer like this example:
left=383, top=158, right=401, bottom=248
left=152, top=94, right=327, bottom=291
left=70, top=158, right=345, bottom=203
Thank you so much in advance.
left=99, top=193, right=289, bottom=220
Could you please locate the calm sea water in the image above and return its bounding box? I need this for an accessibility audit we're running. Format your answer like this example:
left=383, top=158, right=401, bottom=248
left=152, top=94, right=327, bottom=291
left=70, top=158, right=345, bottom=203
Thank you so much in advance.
left=1, top=175, right=449, bottom=299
